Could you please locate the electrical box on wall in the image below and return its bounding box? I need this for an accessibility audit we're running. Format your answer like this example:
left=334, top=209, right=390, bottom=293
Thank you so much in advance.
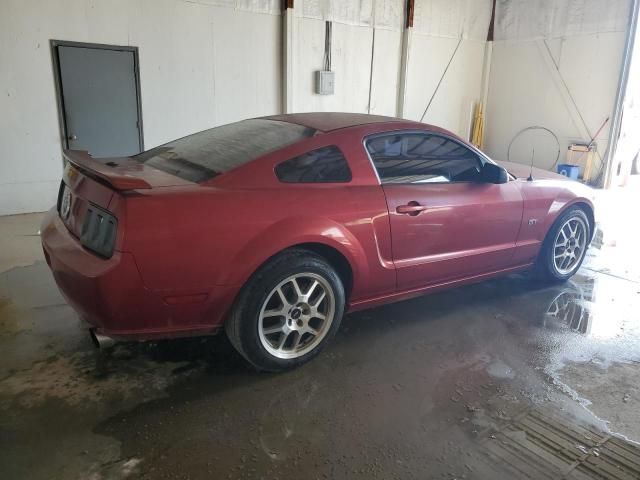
left=315, top=70, right=335, bottom=95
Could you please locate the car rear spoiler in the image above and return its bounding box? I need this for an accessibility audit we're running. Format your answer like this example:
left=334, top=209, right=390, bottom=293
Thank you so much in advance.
left=63, top=150, right=152, bottom=190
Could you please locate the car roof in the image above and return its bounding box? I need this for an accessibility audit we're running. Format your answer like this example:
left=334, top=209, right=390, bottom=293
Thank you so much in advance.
left=262, top=112, right=426, bottom=133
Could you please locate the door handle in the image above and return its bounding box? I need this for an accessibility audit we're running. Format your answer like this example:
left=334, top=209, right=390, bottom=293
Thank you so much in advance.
left=68, top=134, right=77, bottom=141
left=396, top=202, right=428, bottom=216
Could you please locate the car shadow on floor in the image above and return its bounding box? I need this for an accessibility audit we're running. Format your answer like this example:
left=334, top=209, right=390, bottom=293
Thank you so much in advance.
left=93, top=272, right=550, bottom=374
left=93, top=271, right=567, bottom=379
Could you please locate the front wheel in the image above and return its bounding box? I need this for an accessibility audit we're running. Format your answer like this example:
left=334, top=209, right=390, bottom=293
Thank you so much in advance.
left=225, top=249, right=345, bottom=372
left=535, top=207, right=591, bottom=282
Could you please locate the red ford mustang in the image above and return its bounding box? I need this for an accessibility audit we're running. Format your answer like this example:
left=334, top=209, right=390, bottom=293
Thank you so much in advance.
left=41, top=113, right=595, bottom=371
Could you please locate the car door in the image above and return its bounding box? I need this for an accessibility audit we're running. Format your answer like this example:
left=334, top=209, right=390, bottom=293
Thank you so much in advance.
left=365, top=131, right=523, bottom=290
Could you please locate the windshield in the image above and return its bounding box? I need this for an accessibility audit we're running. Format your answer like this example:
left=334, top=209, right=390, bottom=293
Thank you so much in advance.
left=134, top=119, right=315, bottom=182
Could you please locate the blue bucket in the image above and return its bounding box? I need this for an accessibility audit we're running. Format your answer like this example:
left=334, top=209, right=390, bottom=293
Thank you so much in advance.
left=557, top=164, right=580, bottom=180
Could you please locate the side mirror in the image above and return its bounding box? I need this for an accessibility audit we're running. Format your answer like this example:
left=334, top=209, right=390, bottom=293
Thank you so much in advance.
left=480, top=162, right=508, bottom=184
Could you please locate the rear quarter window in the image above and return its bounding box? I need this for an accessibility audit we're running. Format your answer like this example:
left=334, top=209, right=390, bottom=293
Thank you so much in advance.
left=275, top=146, right=352, bottom=183
left=134, top=119, right=315, bottom=182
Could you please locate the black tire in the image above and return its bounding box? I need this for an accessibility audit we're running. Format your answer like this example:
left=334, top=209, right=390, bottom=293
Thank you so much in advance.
left=225, top=248, right=345, bottom=372
left=534, top=207, right=591, bottom=282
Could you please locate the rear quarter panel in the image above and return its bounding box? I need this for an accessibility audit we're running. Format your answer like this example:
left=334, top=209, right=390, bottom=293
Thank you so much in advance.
left=118, top=132, right=395, bottom=309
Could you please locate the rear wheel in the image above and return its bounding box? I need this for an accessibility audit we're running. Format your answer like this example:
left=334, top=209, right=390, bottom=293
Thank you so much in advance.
left=535, top=207, right=590, bottom=282
left=225, top=249, right=345, bottom=372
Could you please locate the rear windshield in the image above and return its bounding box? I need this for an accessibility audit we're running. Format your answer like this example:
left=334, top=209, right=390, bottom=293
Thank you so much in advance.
left=134, top=119, right=315, bottom=182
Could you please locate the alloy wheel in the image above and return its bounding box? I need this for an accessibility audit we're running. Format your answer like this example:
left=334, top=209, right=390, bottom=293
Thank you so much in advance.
left=553, top=216, right=588, bottom=275
left=258, top=273, right=336, bottom=359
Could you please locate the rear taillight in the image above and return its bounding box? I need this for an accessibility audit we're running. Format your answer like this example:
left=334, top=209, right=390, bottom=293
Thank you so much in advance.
left=56, top=181, right=65, bottom=214
left=81, top=205, right=117, bottom=258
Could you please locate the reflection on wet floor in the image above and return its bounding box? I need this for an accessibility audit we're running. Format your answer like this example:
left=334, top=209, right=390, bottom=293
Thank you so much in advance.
left=1, top=197, right=640, bottom=479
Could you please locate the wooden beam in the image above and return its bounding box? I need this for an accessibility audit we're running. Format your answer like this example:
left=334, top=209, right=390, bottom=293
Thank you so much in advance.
left=487, top=0, right=496, bottom=41
left=406, top=0, right=415, bottom=29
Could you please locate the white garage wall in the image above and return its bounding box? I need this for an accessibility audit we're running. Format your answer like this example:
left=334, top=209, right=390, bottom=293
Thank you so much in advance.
left=0, top=0, right=281, bottom=216
left=403, top=0, right=492, bottom=136
left=293, top=17, right=375, bottom=113
left=484, top=0, right=632, bottom=180
left=293, top=0, right=493, bottom=136
left=138, top=4, right=281, bottom=146
left=368, top=28, right=403, bottom=116
left=292, top=0, right=404, bottom=115
left=403, top=37, right=487, bottom=137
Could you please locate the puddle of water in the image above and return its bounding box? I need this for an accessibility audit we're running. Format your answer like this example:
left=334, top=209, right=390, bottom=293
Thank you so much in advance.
left=487, top=360, right=516, bottom=380
left=523, top=213, right=640, bottom=443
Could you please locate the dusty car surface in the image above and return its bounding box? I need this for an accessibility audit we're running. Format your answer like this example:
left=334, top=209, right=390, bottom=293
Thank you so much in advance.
left=41, top=112, right=595, bottom=371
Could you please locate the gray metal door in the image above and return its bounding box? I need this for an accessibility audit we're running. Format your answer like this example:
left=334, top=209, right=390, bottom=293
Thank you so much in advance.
left=56, top=44, right=142, bottom=157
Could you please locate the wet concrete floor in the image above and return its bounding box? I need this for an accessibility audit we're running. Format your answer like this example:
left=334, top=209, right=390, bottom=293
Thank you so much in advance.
left=1, top=191, right=640, bottom=479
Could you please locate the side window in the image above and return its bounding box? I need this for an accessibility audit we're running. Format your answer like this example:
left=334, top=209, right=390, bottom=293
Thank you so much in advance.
left=366, top=133, right=482, bottom=184
left=275, top=145, right=352, bottom=183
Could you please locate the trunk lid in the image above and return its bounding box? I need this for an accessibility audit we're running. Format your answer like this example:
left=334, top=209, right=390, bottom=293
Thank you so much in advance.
left=59, top=150, right=193, bottom=247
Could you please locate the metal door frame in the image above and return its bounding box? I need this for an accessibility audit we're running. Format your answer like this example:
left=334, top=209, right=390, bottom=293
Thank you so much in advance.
left=50, top=40, right=144, bottom=155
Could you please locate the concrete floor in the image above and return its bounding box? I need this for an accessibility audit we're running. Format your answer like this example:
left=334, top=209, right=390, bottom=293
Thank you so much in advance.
left=1, top=190, right=640, bottom=480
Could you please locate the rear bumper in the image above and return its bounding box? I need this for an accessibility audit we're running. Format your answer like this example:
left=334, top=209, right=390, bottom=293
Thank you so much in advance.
left=41, top=208, right=233, bottom=340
